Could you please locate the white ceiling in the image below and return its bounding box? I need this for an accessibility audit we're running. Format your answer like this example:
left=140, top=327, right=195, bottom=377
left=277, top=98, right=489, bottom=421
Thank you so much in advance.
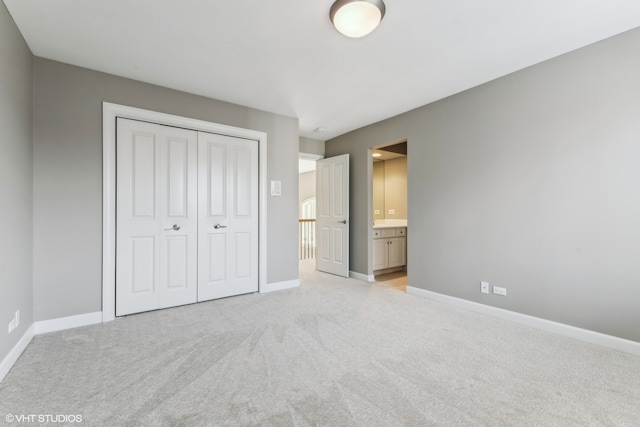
left=5, top=0, right=640, bottom=140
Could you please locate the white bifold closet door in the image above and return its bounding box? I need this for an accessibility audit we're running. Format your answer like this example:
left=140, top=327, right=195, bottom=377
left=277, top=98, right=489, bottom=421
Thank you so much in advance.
left=197, top=132, right=259, bottom=302
left=116, top=118, right=198, bottom=316
left=116, top=119, right=258, bottom=316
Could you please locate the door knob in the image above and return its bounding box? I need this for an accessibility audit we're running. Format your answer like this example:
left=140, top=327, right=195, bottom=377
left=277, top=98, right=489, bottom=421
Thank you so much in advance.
left=164, top=224, right=180, bottom=231
left=338, top=219, right=348, bottom=224
left=214, top=224, right=228, bottom=229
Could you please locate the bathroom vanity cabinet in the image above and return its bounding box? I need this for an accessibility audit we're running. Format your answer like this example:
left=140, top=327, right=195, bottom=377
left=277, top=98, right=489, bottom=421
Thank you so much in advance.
left=373, top=227, right=406, bottom=272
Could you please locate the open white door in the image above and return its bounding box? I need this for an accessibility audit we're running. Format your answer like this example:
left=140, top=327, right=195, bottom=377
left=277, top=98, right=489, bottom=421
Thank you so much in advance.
left=316, top=154, right=349, bottom=277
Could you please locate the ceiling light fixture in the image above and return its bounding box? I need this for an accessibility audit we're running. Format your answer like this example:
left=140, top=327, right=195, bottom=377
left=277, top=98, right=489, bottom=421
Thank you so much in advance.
left=330, top=0, right=386, bottom=38
left=372, top=152, right=382, bottom=157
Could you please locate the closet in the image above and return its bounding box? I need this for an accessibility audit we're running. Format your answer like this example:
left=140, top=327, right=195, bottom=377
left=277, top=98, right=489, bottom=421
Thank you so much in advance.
left=115, top=118, right=258, bottom=316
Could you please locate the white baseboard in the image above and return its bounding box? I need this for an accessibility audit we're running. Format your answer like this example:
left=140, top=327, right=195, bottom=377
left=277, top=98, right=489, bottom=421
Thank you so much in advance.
left=350, top=271, right=374, bottom=282
left=0, top=324, right=35, bottom=383
left=261, top=279, right=300, bottom=293
left=407, top=286, right=640, bottom=356
left=1, top=312, right=103, bottom=383
left=34, top=311, right=103, bottom=335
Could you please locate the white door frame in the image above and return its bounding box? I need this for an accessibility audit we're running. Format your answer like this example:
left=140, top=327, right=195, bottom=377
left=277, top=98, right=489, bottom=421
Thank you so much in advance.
left=102, top=102, right=267, bottom=322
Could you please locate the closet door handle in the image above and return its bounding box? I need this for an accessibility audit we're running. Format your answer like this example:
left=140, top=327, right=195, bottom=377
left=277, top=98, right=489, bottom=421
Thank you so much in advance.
left=338, top=219, right=348, bottom=224
left=214, top=224, right=227, bottom=229
left=164, top=224, right=181, bottom=231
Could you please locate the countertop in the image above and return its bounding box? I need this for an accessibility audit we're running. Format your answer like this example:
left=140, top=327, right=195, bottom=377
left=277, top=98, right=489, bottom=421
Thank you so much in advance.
left=372, top=219, right=407, bottom=229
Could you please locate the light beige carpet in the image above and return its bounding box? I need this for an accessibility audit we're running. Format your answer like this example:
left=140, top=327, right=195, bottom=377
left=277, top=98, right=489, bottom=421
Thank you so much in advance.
left=1, top=261, right=639, bottom=426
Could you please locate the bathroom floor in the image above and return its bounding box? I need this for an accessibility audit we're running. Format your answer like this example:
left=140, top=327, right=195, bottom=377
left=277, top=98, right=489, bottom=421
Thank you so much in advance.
left=374, top=271, right=407, bottom=292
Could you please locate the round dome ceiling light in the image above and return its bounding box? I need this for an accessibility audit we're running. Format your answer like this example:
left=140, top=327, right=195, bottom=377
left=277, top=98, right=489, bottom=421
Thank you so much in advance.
left=330, top=0, right=386, bottom=38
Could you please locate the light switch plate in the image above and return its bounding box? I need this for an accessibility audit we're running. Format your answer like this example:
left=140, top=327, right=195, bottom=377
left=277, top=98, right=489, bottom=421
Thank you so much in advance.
left=270, top=180, right=282, bottom=196
left=480, top=281, right=489, bottom=294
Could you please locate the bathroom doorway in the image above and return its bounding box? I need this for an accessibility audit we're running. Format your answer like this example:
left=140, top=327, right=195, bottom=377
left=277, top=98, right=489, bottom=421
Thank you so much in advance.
left=371, top=141, right=408, bottom=291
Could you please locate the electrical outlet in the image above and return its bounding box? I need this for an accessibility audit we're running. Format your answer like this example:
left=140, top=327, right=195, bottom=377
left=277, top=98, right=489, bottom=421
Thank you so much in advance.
left=480, top=281, right=489, bottom=294
left=374, top=210, right=380, bottom=214
left=493, top=286, right=507, bottom=296
left=388, top=209, right=395, bottom=215
left=8, top=319, right=16, bottom=334
left=15, top=310, right=20, bottom=327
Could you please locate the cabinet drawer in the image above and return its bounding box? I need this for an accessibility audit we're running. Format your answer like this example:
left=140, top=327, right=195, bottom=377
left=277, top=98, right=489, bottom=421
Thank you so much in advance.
left=380, top=228, right=396, bottom=238
left=373, top=229, right=381, bottom=238
left=396, top=227, right=406, bottom=236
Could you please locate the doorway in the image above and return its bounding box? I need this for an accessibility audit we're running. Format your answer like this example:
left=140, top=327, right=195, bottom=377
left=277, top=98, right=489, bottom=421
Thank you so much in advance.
left=298, top=153, right=321, bottom=262
left=297, top=152, right=351, bottom=278
left=371, top=141, right=408, bottom=291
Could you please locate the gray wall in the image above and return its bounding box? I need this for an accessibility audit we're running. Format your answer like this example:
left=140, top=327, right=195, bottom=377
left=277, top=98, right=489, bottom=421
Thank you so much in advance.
left=326, top=28, right=640, bottom=342
left=0, top=3, right=33, bottom=359
left=299, top=137, right=325, bottom=157
left=33, top=58, right=299, bottom=321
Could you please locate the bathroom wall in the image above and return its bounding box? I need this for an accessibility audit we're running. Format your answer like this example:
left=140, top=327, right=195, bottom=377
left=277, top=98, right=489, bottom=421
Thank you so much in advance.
left=372, top=157, right=407, bottom=220
left=372, top=161, right=385, bottom=220
left=383, top=157, right=407, bottom=219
